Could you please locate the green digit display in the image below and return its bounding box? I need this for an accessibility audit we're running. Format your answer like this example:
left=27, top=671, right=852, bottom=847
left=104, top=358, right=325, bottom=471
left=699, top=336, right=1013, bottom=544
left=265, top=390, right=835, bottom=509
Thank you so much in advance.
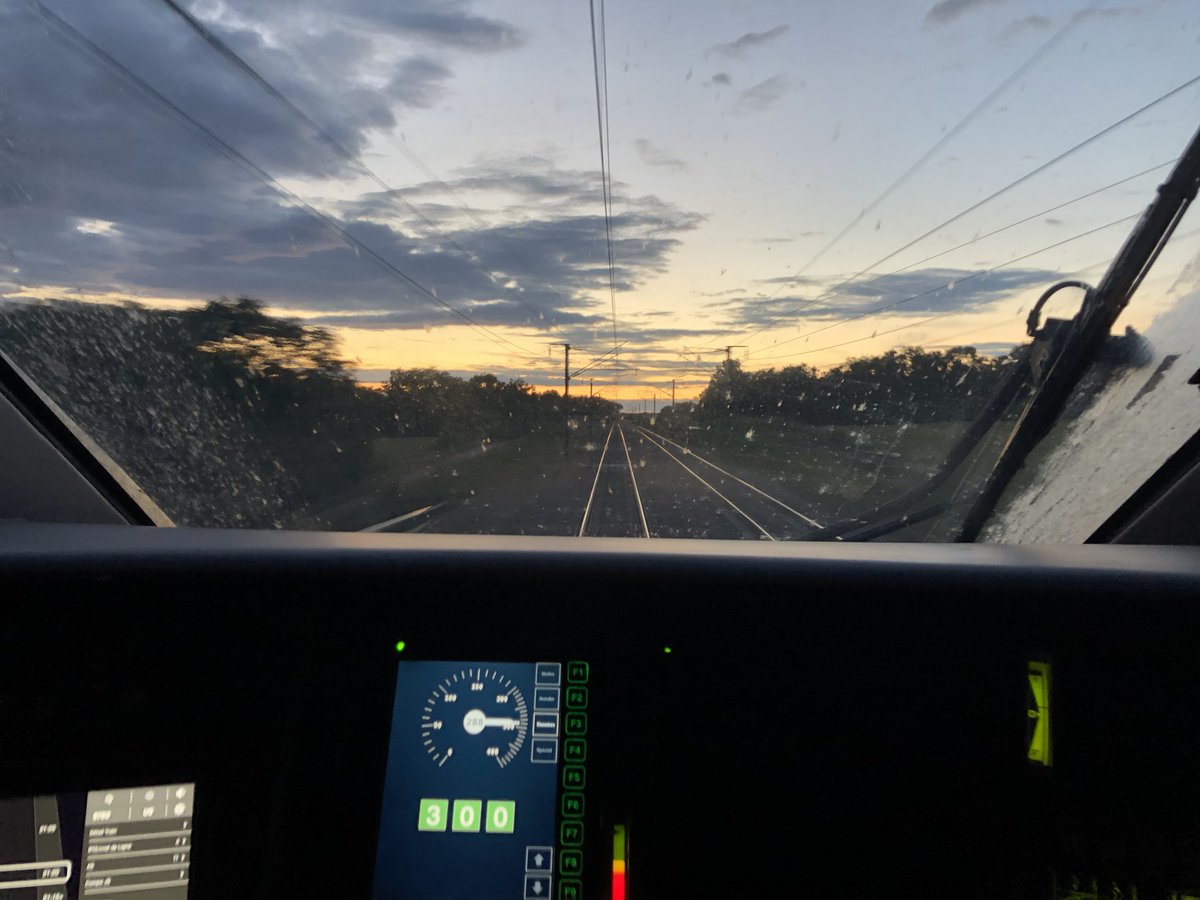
left=485, top=800, right=516, bottom=833
left=417, top=798, right=448, bottom=832
left=452, top=799, right=482, bottom=833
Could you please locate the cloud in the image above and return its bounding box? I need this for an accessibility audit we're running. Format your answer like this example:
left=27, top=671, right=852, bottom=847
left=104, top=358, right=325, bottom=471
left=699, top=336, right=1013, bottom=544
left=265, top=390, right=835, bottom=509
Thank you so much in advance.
left=732, top=75, right=791, bottom=114
left=1072, top=5, right=1142, bottom=24
left=634, top=139, right=687, bottom=172
left=1002, top=14, right=1052, bottom=37
left=708, top=25, right=789, bottom=59
left=205, top=0, right=525, bottom=54
left=705, top=72, right=732, bottom=88
left=352, top=8, right=524, bottom=52
left=924, top=0, right=1004, bottom=26
left=0, top=3, right=702, bottom=344
left=707, top=266, right=1061, bottom=329
left=386, top=57, right=453, bottom=108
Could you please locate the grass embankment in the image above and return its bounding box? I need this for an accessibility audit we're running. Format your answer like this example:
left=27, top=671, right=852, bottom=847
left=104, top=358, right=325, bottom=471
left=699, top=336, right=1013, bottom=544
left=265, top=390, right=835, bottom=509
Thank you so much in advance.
left=298, top=430, right=575, bottom=531
left=644, top=413, right=975, bottom=523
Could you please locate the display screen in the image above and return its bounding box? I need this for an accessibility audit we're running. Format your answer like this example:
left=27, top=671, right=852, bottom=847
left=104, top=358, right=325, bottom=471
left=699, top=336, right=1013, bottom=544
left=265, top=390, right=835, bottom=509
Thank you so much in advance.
left=373, top=660, right=588, bottom=900
left=0, top=783, right=194, bottom=900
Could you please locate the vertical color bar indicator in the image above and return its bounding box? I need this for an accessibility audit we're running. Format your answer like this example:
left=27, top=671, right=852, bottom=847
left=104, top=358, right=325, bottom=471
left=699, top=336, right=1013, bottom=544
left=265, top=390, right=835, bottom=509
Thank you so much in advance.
left=612, top=824, right=627, bottom=900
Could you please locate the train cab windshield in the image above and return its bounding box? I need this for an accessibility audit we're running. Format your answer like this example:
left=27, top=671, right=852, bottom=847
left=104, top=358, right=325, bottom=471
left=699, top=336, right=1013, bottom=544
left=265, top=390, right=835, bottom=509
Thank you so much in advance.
left=3, top=3, right=1200, bottom=900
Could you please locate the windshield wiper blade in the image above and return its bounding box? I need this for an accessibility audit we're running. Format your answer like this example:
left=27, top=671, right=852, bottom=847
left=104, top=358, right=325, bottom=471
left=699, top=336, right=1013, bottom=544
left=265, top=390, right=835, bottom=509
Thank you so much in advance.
left=800, top=121, right=1200, bottom=544
left=954, top=121, right=1200, bottom=541
left=799, top=354, right=1032, bottom=541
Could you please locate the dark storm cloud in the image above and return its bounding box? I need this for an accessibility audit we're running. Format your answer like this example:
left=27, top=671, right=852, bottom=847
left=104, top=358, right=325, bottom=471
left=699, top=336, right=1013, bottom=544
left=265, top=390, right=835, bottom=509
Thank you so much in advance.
left=924, top=0, right=1005, bottom=26
left=708, top=266, right=1060, bottom=329
left=732, top=76, right=791, bottom=114
left=0, top=3, right=700, bottom=336
left=195, top=0, right=525, bottom=53
left=708, top=25, right=789, bottom=59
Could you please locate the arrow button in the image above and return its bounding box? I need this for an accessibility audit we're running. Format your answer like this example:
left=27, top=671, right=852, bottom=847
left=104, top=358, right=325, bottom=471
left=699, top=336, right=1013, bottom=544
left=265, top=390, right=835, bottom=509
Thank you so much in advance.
left=524, top=875, right=552, bottom=899
left=525, top=846, right=554, bottom=873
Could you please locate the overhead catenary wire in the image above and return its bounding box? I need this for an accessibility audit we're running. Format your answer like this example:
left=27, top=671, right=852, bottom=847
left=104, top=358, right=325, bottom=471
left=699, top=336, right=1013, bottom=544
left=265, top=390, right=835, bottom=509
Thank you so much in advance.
left=752, top=213, right=1143, bottom=363
left=748, top=156, right=1175, bottom=356
left=589, top=0, right=620, bottom=353
left=151, top=0, right=574, bottom=346
left=732, top=72, right=1200, bottom=352
left=779, top=2, right=1098, bottom=287
left=571, top=341, right=630, bottom=379
left=36, top=1, right=541, bottom=363
left=757, top=212, right=1140, bottom=357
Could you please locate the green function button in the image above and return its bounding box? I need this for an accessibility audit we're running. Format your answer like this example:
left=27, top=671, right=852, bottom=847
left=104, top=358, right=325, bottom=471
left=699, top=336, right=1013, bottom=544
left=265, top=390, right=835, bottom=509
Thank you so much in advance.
left=566, top=661, right=589, bottom=684
left=561, top=793, right=585, bottom=818
left=563, top=739, right=587, bottom=763
left=564, top=712, right=587, bottom=736
left=416, top=798, right=448, bottom=832
left=562, top=765, right=586, bottom=790
left=560, top=850, right=583, bottom=877
left=451, top=799, right=482, bottom=833
left=485, top=800, right=515, bottom=834
left=558, top=879, right=582, bottom=900
left=565, top=686, right=588, bottom=709
left=560, top=820, right=584, bottom=846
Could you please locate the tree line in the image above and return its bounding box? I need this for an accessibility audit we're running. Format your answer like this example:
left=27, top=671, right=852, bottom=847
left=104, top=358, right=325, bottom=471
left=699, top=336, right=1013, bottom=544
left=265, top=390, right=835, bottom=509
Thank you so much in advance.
left=691, top=347, right=1016, bottom=426
left=0, top=296, right=1015, bottom=527
left=0, top=297, right=615, bottom=527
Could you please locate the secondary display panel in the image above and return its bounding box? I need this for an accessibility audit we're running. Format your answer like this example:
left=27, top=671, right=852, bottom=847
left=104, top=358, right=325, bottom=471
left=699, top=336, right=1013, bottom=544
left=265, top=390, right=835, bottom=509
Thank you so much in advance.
left=373, top=660, right=590, bottom=900
left=0, top=783, right=194, bottom=900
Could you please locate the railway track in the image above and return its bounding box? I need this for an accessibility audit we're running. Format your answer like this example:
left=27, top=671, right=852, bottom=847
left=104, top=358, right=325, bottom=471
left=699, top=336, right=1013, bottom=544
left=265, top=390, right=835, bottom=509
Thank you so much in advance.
left=578, top=419, right=821, bottom=540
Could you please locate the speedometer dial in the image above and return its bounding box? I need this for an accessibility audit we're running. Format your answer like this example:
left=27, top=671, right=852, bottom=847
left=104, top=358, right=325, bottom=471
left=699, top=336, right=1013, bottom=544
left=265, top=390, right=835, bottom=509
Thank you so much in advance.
left=420, top=666, right=529, bottom=768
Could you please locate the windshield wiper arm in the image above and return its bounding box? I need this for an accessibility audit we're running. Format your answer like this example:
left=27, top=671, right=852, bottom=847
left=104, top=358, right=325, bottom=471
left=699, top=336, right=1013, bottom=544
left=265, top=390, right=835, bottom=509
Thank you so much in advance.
left=955, top=121, right=1200, bottom=541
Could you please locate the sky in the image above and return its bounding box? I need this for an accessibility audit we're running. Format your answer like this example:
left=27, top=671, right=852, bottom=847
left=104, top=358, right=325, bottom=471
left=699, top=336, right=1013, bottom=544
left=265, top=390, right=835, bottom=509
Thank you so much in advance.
left=1, top=0, right=1199, bottom=404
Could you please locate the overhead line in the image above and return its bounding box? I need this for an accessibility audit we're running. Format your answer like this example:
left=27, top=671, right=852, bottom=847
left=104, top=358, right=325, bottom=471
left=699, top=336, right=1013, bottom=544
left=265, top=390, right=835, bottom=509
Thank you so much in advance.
left=845, top=73, right=1200, bottom=280
left=152, top=0, right=573, bottom=344
left=743, top=159, right=1175, bottom=358
left=754, top=223, right=1200, bottom=366
left=571, top=341, right=630, bottom=379
left=832, top=158, right=1174, bottom=290
left=760, top=212, right=1138, bottom=354
left=783, top=2, right=1096, bottom=285
left=589, top=0, right=620, bottom=353
left=38, top=2, right=539, bottom=361
left=734, top=72, right=1200, bottom=350
left=752, top=213, right=1141, bottom=363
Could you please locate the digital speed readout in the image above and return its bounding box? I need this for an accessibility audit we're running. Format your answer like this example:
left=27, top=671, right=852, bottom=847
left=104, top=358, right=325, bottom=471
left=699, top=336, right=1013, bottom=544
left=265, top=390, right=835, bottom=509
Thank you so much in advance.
left=373, top=660, right=566, bottom=900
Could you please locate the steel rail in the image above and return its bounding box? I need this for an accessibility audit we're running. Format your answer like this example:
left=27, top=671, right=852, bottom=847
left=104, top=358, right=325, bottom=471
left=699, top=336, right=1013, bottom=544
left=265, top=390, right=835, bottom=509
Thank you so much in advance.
left=635, top=426, right=822, bottom=528
left=578, top=422, right=617, bottom=536
left=635, top=429, right=776, bottom=541
left=617, top=425, right=651, bottom=538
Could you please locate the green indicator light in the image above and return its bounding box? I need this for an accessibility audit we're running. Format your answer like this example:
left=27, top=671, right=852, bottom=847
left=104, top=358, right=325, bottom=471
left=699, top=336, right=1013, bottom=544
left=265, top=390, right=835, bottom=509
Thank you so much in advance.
left=663, top=646, right=672, bottom=655
left=1026, top=660, right=1053, bottom=767
left=395, top=640, right=407, bottom=654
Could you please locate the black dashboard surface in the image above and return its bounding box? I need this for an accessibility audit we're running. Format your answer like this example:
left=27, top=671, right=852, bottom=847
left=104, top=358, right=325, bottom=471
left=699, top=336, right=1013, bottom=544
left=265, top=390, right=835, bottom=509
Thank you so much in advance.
left=2, top=524, right=1200, bottom=899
